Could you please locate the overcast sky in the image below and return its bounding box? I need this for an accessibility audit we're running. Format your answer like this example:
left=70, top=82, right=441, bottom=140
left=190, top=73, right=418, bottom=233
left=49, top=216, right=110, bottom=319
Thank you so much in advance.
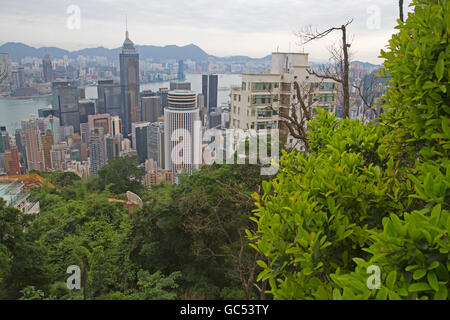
left=0, top=0, right=414, bottom=64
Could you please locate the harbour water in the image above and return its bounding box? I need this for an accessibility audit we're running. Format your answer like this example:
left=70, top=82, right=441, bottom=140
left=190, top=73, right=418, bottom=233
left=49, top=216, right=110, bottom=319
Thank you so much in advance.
left=0, top=73, right=242, bottom=133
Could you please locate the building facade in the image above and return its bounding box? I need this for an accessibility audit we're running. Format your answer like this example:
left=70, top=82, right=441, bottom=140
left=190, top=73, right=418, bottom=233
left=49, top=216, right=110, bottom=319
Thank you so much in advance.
left=119, top=30, right=140, bottom=138
left=52, top=81, right=80, bottom=133
left=164, top=90, right=200, bottom=176
left=230, top=52, right=337, bottom=150
left=202, top=74, right=218, bottom=114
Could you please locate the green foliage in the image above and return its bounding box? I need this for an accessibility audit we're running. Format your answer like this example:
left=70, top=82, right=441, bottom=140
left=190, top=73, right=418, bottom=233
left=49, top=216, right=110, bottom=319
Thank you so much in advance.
left=124, top=270, right=181, bottom=300
left=129, top=163, right=269, bottom=299
left=97, top=156, right=145, bottom=195
left=30, top=171, right=81, bottom=188
left=249, top=0, right=449, bottom=300
left=18, top=286, right=46, bottom=300
left=380, top=0, right=450, bottom=163
left=249, top=110, right=411, bottom=299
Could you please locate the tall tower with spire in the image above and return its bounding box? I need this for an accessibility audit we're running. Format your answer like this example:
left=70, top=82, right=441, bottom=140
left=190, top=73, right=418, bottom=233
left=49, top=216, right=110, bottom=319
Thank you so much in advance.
left=119, top=24, right=140, bottom=138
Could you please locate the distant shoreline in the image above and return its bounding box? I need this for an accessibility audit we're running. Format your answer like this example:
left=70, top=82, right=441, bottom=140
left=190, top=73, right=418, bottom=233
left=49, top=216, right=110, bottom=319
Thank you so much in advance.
left=0, top=94, right=52, bottom=100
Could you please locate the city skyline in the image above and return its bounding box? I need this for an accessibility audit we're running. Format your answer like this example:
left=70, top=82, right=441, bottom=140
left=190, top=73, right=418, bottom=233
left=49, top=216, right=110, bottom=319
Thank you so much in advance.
left=0, top=0, right=414, bottom=64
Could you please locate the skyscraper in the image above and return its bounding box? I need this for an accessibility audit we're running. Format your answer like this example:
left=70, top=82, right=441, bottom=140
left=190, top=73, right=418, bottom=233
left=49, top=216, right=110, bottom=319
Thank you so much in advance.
left=42, top=53, right=53, bottom=83
left=97, top=80, right=122, bottom=116
left=88, top=127, right=106, bottom=177
left=42, top=130, right=54, bottom=171
left=157, top=88, right=169, bottom=115
left=133, top=122, right=151, bottom=164
left=105, top=135, right=121, bottom=161
left=141, top=96, right=161, bottom=123
left=120, top=29, right=140, bottom=138
left=177, top=60, right=185, bottom=80
left=4, top=146, right=20, bottom=176
left=52, top=81, right=80, bottom=133
left=164, top=90, right=200, bottom=176
left=202, top=74, right=218, bottom=114
left=148, top=122, right=165, bottom=170
left=23, top=119, right=45, bottom=172
left=78, top=99, right=96, bottom=124
left=0, top=127, right=10, bottom=153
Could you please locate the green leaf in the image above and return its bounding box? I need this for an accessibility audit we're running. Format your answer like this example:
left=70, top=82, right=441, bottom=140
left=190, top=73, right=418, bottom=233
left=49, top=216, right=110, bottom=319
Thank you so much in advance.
left=262, top=181, right=271, bottom=195
left=435, top=54, right=445, bottom=81
left=442, top=117, right=450, bottom=138
left=433, top=285, right=448, bottom=300
left=388, top=290, right=402, bottom=300
left=413, top=268, right=427, bottom=280
left=386, top=271, right=397, bottom=289
left=408, top=282, right=432, bottom=292
left=256, top=260, right=268, bottom=269
left=427, top=261, right=440, bottom=271
left=427, top=271, right=439, bottom=292
left=333, top=288, right=342, bottom=300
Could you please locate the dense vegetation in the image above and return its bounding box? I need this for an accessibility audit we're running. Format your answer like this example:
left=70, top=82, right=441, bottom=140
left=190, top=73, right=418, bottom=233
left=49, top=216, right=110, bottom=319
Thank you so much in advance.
left=0, top=0, right=448, bottom=301
left=0, top=156, right=270, bottom=300
left=249, top=0, right=449, bottom=300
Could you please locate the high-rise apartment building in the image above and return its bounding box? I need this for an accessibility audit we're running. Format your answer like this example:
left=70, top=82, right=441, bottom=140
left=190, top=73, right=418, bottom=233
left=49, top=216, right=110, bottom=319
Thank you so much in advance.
left=120, top=30, right=140, bottom=138
left=230, top=52, right=337, bottom=150
left=164, top=90, right=200, bottom=176
left=50, top=142, right=70, bottom=171
left=4, top=146, right=20, bottom=176
left=148, top=122, right=165, bottom=170
left=88, top=127, right=106, bottom=177
left=42, top=131, right=54, bottom=171
left=202, top=74, right=218, bottom=114
left=23, top=119, right=45, bottom=172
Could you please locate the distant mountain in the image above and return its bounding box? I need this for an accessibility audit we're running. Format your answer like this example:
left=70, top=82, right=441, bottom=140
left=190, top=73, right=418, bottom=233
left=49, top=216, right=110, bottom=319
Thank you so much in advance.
left=0, top=42, right=379, bottom=67
left=351, top=60, right=382, bottom=69
left=0, top=42, right=256, bottom=63
left=0, top=42, right=70, bottom=61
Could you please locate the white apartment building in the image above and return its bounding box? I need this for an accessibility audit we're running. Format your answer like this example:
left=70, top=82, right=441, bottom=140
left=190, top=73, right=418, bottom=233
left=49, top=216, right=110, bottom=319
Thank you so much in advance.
left=230, top=52, right=337, bottom=150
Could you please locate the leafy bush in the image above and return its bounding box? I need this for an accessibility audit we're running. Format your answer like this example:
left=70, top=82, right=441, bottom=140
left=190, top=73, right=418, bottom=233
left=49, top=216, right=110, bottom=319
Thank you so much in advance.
left=249, top=0, right=449, bottom=300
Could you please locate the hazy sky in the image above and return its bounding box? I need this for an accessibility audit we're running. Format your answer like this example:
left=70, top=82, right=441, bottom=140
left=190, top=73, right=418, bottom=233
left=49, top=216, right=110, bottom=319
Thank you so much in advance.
left=0, top=0, right=414, bottom=64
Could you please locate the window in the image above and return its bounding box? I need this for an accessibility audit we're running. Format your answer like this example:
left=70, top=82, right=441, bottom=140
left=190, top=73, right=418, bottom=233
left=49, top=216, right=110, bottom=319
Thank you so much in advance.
left=257, top=108, right=273, bottom=118
left=320, top=94, right=335, bottom=102
left=252, top=94, right=272, bottom=105
left=242, top=82, right=247, bottom=90
left=320, top=82, right=336, bottom=90
left=252, top=82, right=272, bottom=91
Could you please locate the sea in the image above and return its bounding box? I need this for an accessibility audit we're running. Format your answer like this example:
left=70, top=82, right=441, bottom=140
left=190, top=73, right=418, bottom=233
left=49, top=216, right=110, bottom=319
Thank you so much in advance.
left=0, top=73, right=242, bottom=133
